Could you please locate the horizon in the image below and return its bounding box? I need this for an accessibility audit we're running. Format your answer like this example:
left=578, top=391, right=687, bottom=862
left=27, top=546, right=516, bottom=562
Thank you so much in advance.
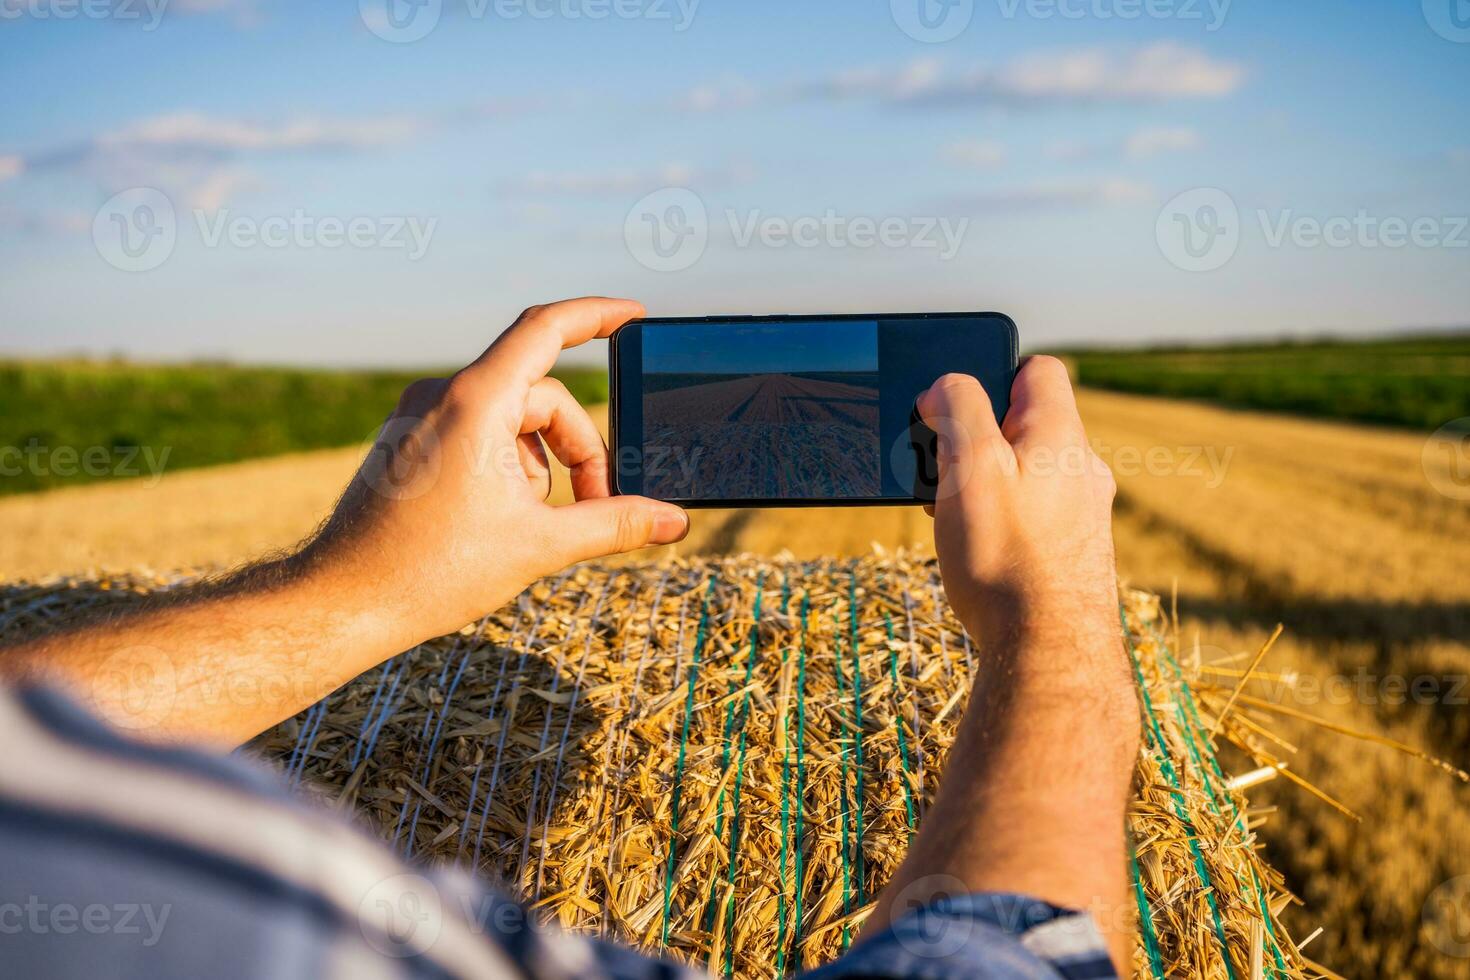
left=4, top=322, right=1467, bottom=372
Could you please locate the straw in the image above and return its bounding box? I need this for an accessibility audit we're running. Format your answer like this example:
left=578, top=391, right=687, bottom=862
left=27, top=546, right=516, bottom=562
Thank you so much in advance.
left=5, top=555, right=1419, bottom=980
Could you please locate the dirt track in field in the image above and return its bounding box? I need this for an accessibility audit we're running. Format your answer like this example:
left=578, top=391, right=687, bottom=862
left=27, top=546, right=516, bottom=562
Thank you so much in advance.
left=2, top=390, right=1468, bottom=975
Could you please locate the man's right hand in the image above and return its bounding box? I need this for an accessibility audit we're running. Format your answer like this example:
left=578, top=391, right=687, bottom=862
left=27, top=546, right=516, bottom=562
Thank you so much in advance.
left=915, top=357, right=1130, bottom=695
left=875, top=356, right=1141, bottom=975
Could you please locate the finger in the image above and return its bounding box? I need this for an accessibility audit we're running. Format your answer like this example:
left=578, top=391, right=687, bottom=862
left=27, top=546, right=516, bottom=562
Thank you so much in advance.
left=1001, top=355, right=1084, bottom=449
left=461, top=297, right=645, bottom=392
left=548, top=496, right=690, bottom=565
left=915, top=373, right=1011, bottom=498
left=521, top=377, right=610, bottom=501
left=518, top=433, right=552, bottom=500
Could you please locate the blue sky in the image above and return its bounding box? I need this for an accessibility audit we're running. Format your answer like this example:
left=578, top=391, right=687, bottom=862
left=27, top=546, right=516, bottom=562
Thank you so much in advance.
left=643, top=320, right=878, bottom=374
left=1, top=0, right=1467, bottom=367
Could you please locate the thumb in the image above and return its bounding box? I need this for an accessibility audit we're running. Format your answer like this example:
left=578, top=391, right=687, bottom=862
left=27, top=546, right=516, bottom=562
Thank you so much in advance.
left=915, top=373, right=1011, bottom=501
left=549, top=496, right=690, bottom=565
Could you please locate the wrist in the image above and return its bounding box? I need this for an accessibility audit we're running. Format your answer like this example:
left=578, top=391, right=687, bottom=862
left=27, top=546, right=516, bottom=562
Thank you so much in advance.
left=964, top=582, right=1120, bottom=651
left=963, top=587, right=1135, bottom=705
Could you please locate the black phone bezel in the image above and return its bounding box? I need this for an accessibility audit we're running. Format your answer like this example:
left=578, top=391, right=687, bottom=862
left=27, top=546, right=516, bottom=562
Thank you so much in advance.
left=609, top=311, right=1019, bottom=509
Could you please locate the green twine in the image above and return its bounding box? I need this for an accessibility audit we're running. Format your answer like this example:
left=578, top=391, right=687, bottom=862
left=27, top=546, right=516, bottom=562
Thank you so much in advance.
left=847, top=571, right=867, bottom=904
left=1120, top=603, right=1238, bottom=980
left=703, top=572, right=766, bottom=933
left=790, top=592, right=811, bottom=970
left=775, top=576, right=795, bottom=977
left=1149, top=625, right=1289, bottom=978
left=884, top=612, right=918, bottom=835
left=717, top=575, right=765, bottom=976
left=831, top=610, right=855, bottom=951
left=1131, top=845, right=1169, bottom=979
left=660, top=575, right=717, bottom=947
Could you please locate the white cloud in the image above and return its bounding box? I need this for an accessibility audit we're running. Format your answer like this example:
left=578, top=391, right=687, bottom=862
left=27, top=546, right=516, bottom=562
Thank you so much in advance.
left=185, top=168, right=264, bottom=210
left=1125, top=126, right=1203, bottom=159
left=15, top=101, right=535, bottom=189
left=504, top=162, right=756, bottom=197
left=8, top=109, right=425, bottom=207
left=675, top=60, right=946, bottom=112
left=985, top=43, right=1243, bottom=104
left=800, top=59, right=944, bottom=102
left=720, top=43, right=1245, bottom=111
left=676, top=78, right=760, bottom=113
left=940, top=177, right=1152, bottom=213
left=0, top=108, right=429, bottom=223
left=97, top=111, right=420, bottom=154
left=1041, top=127, right=1203, bottom=162
left=943, top=140, right=1007, bottom=169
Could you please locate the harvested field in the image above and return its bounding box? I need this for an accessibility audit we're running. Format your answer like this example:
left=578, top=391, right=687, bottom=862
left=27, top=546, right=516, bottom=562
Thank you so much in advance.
left=1, top=556, right=1369, bottom=979
left=644, top=373, right=881, bottom=499
left=0, top=445, right=365, bottom=578
left=643, top=372, right=879, bottom=427
left=1, top=389, right=1467, bottom=975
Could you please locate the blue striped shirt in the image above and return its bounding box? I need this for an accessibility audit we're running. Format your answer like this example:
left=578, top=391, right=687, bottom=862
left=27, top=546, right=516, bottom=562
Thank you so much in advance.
left=0, top=685, right=1115, bottom=979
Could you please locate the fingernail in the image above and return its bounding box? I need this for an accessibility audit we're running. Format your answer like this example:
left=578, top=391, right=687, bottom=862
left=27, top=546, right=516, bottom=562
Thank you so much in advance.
left=651, top=507, right=690, bottom=545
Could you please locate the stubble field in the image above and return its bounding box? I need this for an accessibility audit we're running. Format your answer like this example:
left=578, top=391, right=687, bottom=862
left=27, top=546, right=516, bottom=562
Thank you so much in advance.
left=2, top=388, right=1467, bottom=977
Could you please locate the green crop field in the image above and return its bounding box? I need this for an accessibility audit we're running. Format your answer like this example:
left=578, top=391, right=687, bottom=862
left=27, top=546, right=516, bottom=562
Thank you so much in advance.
left=6, top=333, right=1468, bottom=498
left=0, top=360, right=607, bottom=496
left=1059, top=333, right=1470, bottom=432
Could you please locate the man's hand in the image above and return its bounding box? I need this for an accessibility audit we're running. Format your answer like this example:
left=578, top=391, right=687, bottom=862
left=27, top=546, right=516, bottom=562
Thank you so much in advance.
left=0, top=297, right=688, bottom=745
left=301, top=297, right=688, bottom=649
left=867, top=357, right=1141, bottom=975
left=916, top=357, right=1128, bottom=696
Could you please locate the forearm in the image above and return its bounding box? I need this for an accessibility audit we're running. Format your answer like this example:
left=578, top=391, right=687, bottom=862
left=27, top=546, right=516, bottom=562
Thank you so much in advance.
left=0, top=300, right=689, bottom=749
left=864, top=611, right=1140, bottom=969
left=0, top=554, right=411, bottom=748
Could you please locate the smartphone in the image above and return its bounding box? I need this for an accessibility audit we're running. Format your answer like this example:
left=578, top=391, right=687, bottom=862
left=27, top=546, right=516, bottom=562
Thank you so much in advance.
left=609, top=312, right=1018, bottom=508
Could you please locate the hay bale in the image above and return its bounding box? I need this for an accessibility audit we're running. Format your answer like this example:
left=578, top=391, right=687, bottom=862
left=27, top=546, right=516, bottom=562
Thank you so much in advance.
left=3, top=556, right=1327, bottom=978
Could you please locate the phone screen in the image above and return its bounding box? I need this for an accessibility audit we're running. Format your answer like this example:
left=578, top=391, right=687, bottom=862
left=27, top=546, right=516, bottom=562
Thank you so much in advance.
left=612, top=313, right=1017, bottom=506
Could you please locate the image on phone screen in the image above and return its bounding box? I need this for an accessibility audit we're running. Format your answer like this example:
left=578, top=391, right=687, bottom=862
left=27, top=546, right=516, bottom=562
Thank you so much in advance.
left=612, top=313, right=1017, bottom=506
left=642, top=320, right=880, bottom=500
